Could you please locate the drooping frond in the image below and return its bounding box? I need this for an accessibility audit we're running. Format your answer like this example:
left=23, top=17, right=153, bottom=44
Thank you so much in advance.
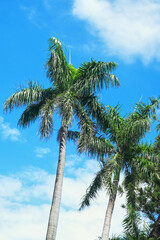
left=79, top=166, right=106, bottom=210
left=56, top=92, right=74, bottom=125
left=79, top=95, right=123, bottom=141
left=123, top=118, right=151, bottom=149
left=46, top=37, right=70, bottom=89
left=122, top=168, right=141, bottom=238
left=3, top=81, right=44, bottom=113
left=79, top=155, right=121, bottom=210
left=79, top=93, right=110, bottom=132
left=80, top=135, right=115, bottom=160
left=39, top=100, right=54, bottom=139
left=17, top=101, right=43, bottom=128
left=102, top=154, right=121, bottom=195
left=121, top=99, right=160, bottom=150
left=122, top=204, right=141, bottom=238
left=73, top=99, right=96, bottom=152
left=106, top=105, right=124, bottom=140
left=67, top=130, right=80, bottom=141
left=75, top=60, right=119, bottom=95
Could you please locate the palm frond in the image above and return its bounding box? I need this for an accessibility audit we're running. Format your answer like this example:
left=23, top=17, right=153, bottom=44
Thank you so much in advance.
left=73, top=100, right=96, bottom=152
left=79, top=155, right=121, bottom=210
left=79, top=93, right=110, bottom=132
left=67, top=130, right=80, bottom=141
left=154, top=134, right=160, bottom=153
left=124, top=118, right=151, bottom=148
left=39, top=100, right=54, bottom=139
left=75, top=60, right=119, bottom=94
left=80, top=135, right=115, bottom=160
left=79, top=166, right=105, bottom=210
left=122, top=204, right=141, bottom=239
left=131, top=97, right=160, bottom=121
left=3, top=81, right=44, bottom=112
left=56, top=92, right=74, bottom=125
left=46, top=37, right=70, bottom=89
left=17, top=101, right=43, bottom=128
left=156, top=123, right=160, bottom=132
left=103, top=154, right=121, bottom=195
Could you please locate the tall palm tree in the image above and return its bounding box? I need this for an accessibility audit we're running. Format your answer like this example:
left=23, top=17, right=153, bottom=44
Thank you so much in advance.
left=3, top=37, right=120, bottom=240
left=68, top=98, right=160, bottom=240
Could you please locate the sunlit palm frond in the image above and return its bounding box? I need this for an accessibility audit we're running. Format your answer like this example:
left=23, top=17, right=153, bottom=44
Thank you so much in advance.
left=79, top=155, right=121, bottom=210
left=130, top=97, right=160, bottom=122
left=79, top=166, right=106, bottom=210
left=75, top=60, right=119, bottom=94
left=46, top=37, right=70, bottom=89
left=83, top=135, right=115, bottom=160
left=106, top=105, right=124, bottom=142
left=3, top=81, right=44, bottom=112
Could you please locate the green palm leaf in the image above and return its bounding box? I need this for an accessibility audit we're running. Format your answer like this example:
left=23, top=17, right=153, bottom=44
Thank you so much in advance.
left=75, top=60, right=119, bottom=94
left=46, top=37, right=71, bottom=89
left=3, top=81, right=44, bottom=112
left=39, top=100, right=54, bottom=139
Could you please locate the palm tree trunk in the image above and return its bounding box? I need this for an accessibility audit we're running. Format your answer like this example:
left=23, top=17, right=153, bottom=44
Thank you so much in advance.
left=101, top=178, right=119, bottom=240
left=46, top=124, right=68, bottom=240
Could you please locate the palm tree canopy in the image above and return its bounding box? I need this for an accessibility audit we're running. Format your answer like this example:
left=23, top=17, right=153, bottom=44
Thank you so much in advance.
left=73, top=98, right=160, bottom=210
left=4, top=37, right=120, bottom=139
left=3, top=37, right=120, bottom=240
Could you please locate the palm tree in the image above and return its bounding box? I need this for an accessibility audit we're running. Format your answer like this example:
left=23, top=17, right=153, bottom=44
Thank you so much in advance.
left=69, top=98, right=160, bottom=240
left=3, top=37, right=120, bottom=240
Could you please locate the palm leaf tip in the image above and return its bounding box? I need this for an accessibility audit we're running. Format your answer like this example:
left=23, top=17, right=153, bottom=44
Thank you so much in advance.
left=48, top=37, right=62, bottom=49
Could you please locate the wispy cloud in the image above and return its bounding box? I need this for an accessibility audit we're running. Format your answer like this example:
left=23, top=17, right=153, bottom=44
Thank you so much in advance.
left=20, top=0, right=54, bottom=28
left=20, top=5, right=46, bottom=28
left=43, top=0, right=54, bottom=10
left=0, top=116, right=21, bottom=141
left=0, top=159, right=126, bottom=240
left=65, top=154, right=83, bottom=168
left=34, top=147, right=51, bottom=158
left=73, top=0, right=160, bottom=63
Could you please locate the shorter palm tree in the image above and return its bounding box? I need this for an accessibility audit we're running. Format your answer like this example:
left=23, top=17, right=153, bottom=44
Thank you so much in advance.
left=68, top=98, right=160, bottom=240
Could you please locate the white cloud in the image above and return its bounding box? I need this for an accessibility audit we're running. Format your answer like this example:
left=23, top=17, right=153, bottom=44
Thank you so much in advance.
left=72, top=0, right=160, bottom=63
left=0, top=159, right=126, bottom=240
left=0, top=116, right=21, bottom=141
left=34, top=147, right=51, bottom=158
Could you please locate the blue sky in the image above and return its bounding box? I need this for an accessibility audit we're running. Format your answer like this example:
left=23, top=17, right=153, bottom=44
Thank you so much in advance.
left=0, top=0, right=160, bottom=239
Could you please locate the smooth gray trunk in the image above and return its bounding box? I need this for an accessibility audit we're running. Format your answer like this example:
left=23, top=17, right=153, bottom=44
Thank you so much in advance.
left=101, top=179, right=119, bottom=240
left=46, top=125, right=68, bottom=240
